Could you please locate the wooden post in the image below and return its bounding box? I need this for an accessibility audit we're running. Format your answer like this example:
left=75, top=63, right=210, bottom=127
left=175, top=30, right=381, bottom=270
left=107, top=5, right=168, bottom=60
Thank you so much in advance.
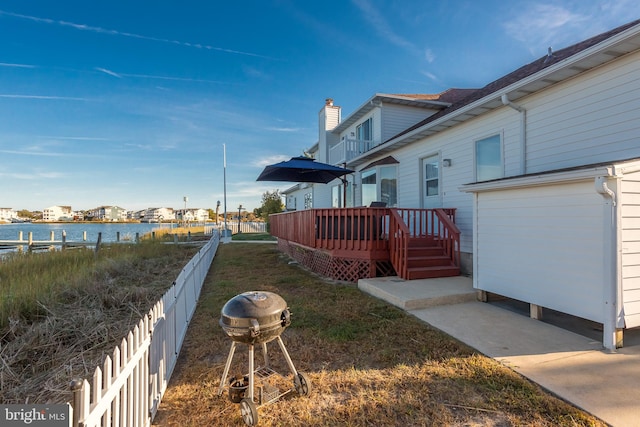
left=530, top=304, right=543, bottom=320
left=616, top=329, right=624, bottom=348
left=28, top=232, right=33, bottom=253
left=62, top=230, right=67, bottom=250
left=83, top=231, right=87, bottom=241
left=50, top=230, right=55, bottom=241
left=95, top=232, right=102, bottom=253
left=18, top=231, right=23, bottom=241
left=70, top=379, right=83, bottom=427
left=117, top=231, right=120, bottom=242
left=136, top=232, right=140, bottom=243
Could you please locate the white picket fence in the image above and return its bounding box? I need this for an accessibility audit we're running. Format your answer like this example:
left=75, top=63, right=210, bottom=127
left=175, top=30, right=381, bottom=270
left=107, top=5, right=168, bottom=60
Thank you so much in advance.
left=69, top=231, right=220, bottom=427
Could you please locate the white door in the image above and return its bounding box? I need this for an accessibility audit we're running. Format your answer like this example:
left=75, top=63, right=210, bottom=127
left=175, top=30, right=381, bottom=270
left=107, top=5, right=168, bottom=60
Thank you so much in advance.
left=422, top=154, right=441, bottom=209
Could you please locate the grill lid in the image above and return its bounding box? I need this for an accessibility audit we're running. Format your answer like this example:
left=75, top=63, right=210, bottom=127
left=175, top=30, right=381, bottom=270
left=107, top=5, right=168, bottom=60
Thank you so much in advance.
left=219, top=291, right=291, bottom=344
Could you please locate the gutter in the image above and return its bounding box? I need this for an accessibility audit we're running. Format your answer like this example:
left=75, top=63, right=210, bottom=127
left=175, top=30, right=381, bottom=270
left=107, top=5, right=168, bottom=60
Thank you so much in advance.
left=501, top=94, right=526, bottom=174
left=595, top=175, right=623, bottom=350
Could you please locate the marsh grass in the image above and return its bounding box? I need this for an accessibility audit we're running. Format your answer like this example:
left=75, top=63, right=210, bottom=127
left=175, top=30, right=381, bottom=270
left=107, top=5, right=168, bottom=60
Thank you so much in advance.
left=0, top=240, right=202, bottom=403
left=153, top=244, right=605, bottom=427
left=150, top=225, right=208, bottom=241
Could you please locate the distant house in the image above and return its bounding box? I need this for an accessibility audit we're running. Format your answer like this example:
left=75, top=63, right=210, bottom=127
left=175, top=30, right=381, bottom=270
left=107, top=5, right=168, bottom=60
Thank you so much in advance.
left=143, top=207, right=173, bottom=223
left=0, top=208, right=17, bottom=222
left=273, top=19, right=640, bottom=350
left=43, top=206, right=73, bottom=222
left=174, top=208, right=209, bottom=222
left=130, top=209, right=146, bottom=221
left=87, top=206, right=128, bottom=221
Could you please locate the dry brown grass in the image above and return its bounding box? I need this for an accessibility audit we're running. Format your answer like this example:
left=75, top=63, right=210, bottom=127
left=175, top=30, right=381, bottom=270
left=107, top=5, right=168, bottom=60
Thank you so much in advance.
left=153, top=243, right=605, bottom=427
left=0, top=242, right=202, bottom=404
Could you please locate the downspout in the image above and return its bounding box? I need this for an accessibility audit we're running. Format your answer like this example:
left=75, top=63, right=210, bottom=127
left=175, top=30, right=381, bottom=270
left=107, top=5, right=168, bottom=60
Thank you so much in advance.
left=595, top=175, right=619, bottom=351
left=501, top=94, right=527, bottom=175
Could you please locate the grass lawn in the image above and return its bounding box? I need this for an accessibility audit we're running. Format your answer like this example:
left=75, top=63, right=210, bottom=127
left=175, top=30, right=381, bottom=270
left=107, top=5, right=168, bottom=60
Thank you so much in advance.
left=232, top=232, right=277, bottom=241
left=153, top=243, right=605, bottom=427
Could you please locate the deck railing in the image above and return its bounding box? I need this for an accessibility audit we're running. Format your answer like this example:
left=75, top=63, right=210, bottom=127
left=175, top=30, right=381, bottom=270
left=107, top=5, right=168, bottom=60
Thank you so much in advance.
left=328, top=138, right=375, bottom=164
left=270, top=208, right=389, bottom=256
left=270, top=207, right=459, bottom=273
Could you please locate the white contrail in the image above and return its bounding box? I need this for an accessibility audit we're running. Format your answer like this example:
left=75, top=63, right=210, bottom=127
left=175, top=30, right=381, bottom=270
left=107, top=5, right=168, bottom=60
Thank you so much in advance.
left=0, top=62, right=36, bottom=68
left=0, top=9, right=276, bottom=60
left=0, top=94, right=87, bottom=101
left=95, top=67, right=122, bottom=78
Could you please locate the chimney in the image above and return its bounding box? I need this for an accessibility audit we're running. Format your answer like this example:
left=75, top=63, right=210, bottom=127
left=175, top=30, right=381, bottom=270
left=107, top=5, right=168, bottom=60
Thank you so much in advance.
left=318, top=98, right=340, bottom=163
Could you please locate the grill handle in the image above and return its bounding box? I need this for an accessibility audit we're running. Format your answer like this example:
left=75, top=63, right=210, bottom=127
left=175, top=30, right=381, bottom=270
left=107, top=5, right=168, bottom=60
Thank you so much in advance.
left=249, top=318, right=260, bottom=337
left=281, top=309, right=291, bottom=327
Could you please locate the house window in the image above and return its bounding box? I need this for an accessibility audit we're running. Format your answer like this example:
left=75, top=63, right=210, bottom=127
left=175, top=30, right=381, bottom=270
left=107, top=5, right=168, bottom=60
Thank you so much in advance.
left=332, top=185, right=343, bottom=208
left=379, top=165, right=397, bottom=207
left=332, top=180, right=353, bottom=207
left=356, top=117, right=372, bottom=141
left=424, top=155, right=439, bottom=197
left=361, top=165, right=397, bottom=207
left=304, top=192, right=313, bottom=209
left=361, top=169, right=376, bottom=207
left=475, top=134, right=502, bottom=181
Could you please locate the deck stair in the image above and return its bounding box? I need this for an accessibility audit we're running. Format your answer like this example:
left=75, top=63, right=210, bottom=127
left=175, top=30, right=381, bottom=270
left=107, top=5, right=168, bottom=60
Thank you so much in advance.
left=405, top=237, right=460, bottom=280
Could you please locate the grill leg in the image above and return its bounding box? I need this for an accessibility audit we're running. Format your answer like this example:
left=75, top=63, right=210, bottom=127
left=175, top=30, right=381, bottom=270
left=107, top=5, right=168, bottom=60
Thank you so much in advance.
left=276, top=336, right=298, bottom=377
left=217, top=341, right=237, bottom=396
left=247, top=344, right=255, bottom=401
left=261, top=342, right=269, bottom=368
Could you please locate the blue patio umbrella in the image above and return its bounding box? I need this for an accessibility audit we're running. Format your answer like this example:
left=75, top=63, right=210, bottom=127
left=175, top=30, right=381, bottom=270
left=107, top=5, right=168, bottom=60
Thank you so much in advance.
left=256, top=156, right=354, bottom=184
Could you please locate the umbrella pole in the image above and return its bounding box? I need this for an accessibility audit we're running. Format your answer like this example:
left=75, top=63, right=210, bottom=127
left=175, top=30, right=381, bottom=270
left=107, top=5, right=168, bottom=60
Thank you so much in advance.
left=342, top=177, right=347, bottom=208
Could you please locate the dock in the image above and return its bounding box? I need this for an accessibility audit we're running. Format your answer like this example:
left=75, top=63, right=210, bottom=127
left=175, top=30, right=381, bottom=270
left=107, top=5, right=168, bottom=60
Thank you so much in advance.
left=0, top=230, right=139, bottom=253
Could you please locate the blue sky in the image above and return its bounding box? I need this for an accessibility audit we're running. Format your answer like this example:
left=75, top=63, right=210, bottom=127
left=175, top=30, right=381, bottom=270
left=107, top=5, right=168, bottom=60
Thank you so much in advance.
left=1, top=1, right=639, bottom=213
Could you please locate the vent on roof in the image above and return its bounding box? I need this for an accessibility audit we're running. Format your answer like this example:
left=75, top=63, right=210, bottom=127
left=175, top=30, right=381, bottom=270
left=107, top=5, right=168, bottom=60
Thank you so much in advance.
left=544, top=47, right=556, bottom=64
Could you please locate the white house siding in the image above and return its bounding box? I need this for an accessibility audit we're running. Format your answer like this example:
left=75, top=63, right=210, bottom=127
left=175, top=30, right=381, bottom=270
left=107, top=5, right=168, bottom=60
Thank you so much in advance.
left=338, top=109, right=382, bottom=147
left=474, top=180, right=606, bottom=323
left=621, top=170, right=640, bottom=327
left=388, top=106, right=521, bottom=256
left=313, top=182, right=333, bottom=208
left=283, top=185, right=321, bottom=211
left=380, top=104, right=437, bottom=142
left=524, top=50, right=640, bottom=173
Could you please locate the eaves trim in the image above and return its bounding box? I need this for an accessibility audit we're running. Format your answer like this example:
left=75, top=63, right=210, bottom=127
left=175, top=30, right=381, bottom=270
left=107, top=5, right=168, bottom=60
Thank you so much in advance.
left=459, top=167, right=614, bottom=193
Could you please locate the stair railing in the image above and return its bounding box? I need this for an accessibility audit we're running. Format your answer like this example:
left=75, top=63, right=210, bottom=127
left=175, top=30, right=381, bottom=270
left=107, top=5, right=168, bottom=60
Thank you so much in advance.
left=434, top=208, right=461, bottom=269
left=388, top=209, right=410, bottom=279
left=389, top=208, right=460, bottom=279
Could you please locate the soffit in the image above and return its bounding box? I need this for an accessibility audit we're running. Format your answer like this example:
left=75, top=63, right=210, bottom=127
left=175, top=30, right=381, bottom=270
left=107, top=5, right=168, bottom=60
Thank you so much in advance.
left=331, top=94, right=450, bottom=134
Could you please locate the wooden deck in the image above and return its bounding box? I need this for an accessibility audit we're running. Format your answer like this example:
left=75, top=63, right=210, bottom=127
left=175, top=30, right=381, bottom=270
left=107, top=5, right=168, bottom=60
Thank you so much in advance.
left=269, top=207, right=460, bottom=282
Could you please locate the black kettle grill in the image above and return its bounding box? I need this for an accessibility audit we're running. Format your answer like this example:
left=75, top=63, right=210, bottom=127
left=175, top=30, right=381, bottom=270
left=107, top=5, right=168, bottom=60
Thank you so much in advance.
left=217, top=291, right=311, bottom=426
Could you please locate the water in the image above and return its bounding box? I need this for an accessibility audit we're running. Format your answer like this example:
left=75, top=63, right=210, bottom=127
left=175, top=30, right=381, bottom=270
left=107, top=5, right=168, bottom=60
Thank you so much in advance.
left=0, top=222, right=169, bottom=252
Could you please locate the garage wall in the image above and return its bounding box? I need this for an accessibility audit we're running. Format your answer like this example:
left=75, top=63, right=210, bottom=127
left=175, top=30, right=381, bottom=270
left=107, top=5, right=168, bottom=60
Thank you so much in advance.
left=475, top=180, right=606, bottom=323
left=621, top=170, right=640, bottom=327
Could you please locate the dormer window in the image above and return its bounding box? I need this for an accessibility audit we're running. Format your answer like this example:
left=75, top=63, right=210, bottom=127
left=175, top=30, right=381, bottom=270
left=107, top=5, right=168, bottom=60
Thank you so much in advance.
left=356, top=117, right=372, bottom=141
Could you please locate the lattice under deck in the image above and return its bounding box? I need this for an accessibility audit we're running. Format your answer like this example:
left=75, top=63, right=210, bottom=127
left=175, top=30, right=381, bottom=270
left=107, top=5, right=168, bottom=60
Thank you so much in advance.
left=277, top=240, right=395, bottom=283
